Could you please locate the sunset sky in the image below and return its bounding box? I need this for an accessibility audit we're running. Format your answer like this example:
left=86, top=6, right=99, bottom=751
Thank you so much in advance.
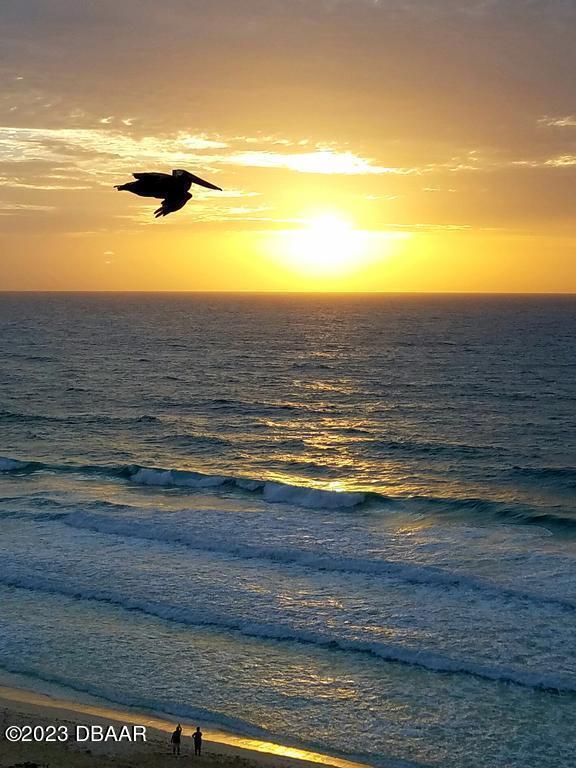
left=0, top=0, right=575, bottom=292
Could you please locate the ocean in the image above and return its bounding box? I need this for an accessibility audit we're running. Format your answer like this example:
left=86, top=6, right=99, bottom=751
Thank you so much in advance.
left=0, top=292, right=575, bottom=768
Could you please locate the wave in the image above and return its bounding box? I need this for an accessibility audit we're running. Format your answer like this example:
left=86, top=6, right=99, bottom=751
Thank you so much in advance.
left=62, top=508, right=576, bottom=612
left=291, top=362, right=335, bottom=370
left=0, top=509, right=69, bottom=522
left=0, top=661, right=281, bottom=744
left=0, top=411, right=162, bottom=427
left=510, top=465, right=576, bottom=492
left=0, top=353, right=54, bottom=362
left=397, top=494, right=576, bottom=532
left=2, top=453, right=576, bottom=524
left=1, top=571, right=574, bottom=695
left=0, top=455, right=365, bottom=510
left=130, top=467, right=366, bottom=508
left=2, top=493, right=574, bottom=611
left=0, top=663, right=421, bottom=768
left=205, top=398, right=338, bottom=416
left=356, top=439, right=500, bottom=459
left=161, top=433, right=236, bottom=450
left=0, top=457, right=42, bottom=473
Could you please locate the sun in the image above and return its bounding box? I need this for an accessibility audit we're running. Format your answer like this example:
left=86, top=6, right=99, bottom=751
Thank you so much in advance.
left=264, top=211, right=412, bottom=286
left=280, top=213, right=370, bottom=277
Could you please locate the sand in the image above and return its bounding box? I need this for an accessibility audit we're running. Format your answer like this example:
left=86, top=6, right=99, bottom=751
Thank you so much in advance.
left=0, top=686, right=370, bottom=768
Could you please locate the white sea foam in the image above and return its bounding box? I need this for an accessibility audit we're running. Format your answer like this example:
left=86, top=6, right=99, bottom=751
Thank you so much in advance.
left=262, top=482, right=365, bottom=509
left=130, top=467, right=229, bottom=489
left=59, top=508, right=576, bottom=610
left=129, top=467, right=366, bottom=509
left=2, top=508, right=576, bottom=699
left=1, top=566, right=575, bottom=694
left=59, top=501, right=576, bottom=605
left=0, top=455, right=573, bottom=527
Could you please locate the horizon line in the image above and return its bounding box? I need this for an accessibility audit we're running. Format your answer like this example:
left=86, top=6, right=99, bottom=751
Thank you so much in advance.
left=0, top=290, right=575, bottom=297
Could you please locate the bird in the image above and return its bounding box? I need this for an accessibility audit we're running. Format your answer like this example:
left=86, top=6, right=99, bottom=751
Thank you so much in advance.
left=114, top=169, right=222, bottom=218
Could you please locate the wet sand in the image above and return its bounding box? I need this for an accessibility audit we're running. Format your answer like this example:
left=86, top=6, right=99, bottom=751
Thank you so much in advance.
left=0, top=685, right=371, bottom=768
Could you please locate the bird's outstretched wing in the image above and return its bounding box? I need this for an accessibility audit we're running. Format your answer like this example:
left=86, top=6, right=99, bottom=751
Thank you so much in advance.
left=131, top=172, right=174, bottom=198
left=184, top=172, right=222, bottom=191
left=133, top=172, right=171, bottom=181
left=154, top=193, right=192, bottom=218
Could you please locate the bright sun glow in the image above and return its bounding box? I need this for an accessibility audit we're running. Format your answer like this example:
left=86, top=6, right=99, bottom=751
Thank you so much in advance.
left=265, top=211, right=413, bottom=286
left=281, top=214, right=370, bottom=277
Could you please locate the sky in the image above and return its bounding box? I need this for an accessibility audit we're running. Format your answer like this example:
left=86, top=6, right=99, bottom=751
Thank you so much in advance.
left=0, top=0, right=575, bottom=292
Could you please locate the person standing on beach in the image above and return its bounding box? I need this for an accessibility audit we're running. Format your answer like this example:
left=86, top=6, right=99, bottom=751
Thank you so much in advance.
left=193, top=726, right=203, bottom=756
left=171, top=723, right=182, bottom=756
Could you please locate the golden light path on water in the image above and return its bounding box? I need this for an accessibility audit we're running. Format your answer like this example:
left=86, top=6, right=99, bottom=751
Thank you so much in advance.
left=0, top=686, right=371, bottom=768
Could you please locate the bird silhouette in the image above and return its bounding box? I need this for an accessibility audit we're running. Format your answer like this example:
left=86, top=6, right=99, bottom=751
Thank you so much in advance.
left=114, top=169, right=222, bottom=218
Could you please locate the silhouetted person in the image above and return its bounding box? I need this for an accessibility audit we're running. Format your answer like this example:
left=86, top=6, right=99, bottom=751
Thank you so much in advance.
left=114, top=169, right=222, bottom=218
left=193, top=726, right=203, bottom=756
left=171, top=723, right=182, bottom=756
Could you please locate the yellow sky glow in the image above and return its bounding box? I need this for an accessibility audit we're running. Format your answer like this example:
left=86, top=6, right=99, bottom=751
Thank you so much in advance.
left=272, top=213, right=410, bottom=280
left=0, top=1, right=575, bottom=292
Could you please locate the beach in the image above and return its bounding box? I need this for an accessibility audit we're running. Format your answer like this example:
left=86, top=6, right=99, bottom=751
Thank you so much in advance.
left=0, top=685, right=368, bottom=768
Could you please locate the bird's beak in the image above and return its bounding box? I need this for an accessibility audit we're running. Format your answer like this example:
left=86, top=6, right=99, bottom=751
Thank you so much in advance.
left=187, top=172, right=222, bottom=191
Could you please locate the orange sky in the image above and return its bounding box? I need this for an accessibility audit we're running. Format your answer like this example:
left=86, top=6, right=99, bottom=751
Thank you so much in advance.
left=0, top=0, right=575, bottom=292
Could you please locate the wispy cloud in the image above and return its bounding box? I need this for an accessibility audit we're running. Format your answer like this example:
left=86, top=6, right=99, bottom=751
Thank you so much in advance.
left=0, top=201, right=55, bottom=214
left=0, top=126, right=227, bottom=166
left=385, top=222, right=473, bottom=232
left=0, top=125, right=415, bottom=179
left=1, top=120, right=573, bottom=233
left=9, top=123, right=568, bottom=185
left=195, top=188, right=261, bottom=199
left=223, top=149, right=413, bottom=175
left=538, top=115, right=576, bottom=128
left=513, top=154, right=576, bottom=168
left=0, top=176, right=90, bottom=190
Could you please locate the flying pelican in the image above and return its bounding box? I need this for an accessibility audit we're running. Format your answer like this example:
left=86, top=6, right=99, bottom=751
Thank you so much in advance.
left=114, top=169, right=222, bottom=218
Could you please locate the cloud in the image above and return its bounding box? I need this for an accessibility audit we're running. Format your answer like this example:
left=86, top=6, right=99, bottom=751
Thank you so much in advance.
left=384, top=222, right=473, bottom=232
left=0, top=201, right=55, bottom=213
left=0, top=126, right=227, bottom=165
left=2, top=122, right=573, bottom=189
left=0, top=176, right=90, bottom=190
left=513, top=155, right=576, bottom=168
left=223, top=149, right=415, bottom=175
left=0, top=125, right=415, bottom=182
left=539, top=115, right=576, bottom=128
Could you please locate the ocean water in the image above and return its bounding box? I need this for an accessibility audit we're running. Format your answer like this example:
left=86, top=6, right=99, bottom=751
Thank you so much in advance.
left=0, top=292, right=575, bottom=768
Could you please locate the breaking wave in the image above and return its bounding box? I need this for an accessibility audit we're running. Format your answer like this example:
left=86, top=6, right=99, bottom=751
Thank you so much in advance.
left=62, top=508, right=576, bottom=611
left=2, top=454, right=576, bottom=525
left=1, top=571, right=574, bottom=695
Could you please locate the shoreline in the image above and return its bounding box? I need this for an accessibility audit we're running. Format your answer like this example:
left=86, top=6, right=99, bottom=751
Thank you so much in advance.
left=0, top=684, right=374, bottom=768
